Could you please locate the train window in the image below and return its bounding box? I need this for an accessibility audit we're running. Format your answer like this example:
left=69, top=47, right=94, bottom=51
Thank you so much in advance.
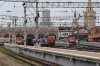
left=63, top=33, right=68, bottom=36
left=48, top=36, right=55, bottom=39
left=19, top=29, right=22, bottom=30
left=16, top=37, right=23, bottom=40
left=30, top=29, right=32, bottom=30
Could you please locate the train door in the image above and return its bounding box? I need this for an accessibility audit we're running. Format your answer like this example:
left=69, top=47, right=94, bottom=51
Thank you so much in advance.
left=27, top=34, right=35, bottom=46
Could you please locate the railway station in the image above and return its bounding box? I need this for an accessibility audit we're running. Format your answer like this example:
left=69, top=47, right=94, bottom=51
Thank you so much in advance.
left=0, top=0, right=100, bottom=66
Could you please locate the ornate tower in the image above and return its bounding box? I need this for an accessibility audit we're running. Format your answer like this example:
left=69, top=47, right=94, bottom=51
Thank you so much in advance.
left=72, top=10, right=78, bottom=28
left=84, top=0, right=96, bottom=29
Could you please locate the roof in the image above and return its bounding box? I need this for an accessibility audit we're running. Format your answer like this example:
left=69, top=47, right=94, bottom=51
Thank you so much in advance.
left=59, top=27, right=72, bottom=30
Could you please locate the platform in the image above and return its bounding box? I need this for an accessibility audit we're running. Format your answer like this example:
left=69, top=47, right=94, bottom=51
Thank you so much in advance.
left=4, top=44, right=100, bottom=66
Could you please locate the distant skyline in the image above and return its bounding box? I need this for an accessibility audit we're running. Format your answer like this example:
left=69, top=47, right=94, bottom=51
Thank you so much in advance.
left=0, top=0, right=100, bottom=26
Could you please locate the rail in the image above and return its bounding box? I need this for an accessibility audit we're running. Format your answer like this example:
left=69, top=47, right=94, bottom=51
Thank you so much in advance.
left=80, top=42, right=100, bottom=47
left=0, top=46, right=62, bottom=66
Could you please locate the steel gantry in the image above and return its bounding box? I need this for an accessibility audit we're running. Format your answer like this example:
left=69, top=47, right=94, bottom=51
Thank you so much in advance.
left=1, top=1, right=100, bottom=8
left=0, top=0, right=37, bottom=2
left=0, top=15, right=94, bottom=28
left=0, top=15, right=18, bottom=20
left=0, top=15, right=97, bottom=28
left=26, top=2, right=100, bottom=8
left=0, top=0, right=100, bottom=8
left=0, top=15, right=99, bottom=21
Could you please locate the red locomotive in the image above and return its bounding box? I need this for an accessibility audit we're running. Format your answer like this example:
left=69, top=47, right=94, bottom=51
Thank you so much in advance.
left=16, top=37, right=24, bottom=45
left=68, top=36, right=76, bottom=44
left=47, top=35, right=56, bottom=47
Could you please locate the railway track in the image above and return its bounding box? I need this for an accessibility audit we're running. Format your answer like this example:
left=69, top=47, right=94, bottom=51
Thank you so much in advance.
left=0, top=46, right=62, bottom=66
left=75, top=44, right=100, bottom=52
left=55, top=43, right=100, bottom=52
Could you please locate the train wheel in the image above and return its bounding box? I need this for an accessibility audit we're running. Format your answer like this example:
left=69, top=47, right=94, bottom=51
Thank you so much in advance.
left=48, top=45, right=50, bottom=47
left=48, top=44, right=51, bottom=47
left=52, top=44, right=54, bottom=47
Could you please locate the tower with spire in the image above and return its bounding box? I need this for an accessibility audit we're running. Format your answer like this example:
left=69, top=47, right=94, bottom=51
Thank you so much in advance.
left=84, top=0, right=96, bottom=29
left=72, top=9, right=78, bottom=28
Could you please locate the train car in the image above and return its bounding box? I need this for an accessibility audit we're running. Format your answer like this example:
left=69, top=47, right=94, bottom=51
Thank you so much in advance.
left=68, top=36, right=76, bottom=44
left=0, top=38, right=5, bottom=45
left=0, top=38, right=13, bottom=45
left=67, top=36, right=76, bottom=48
left=47, top=35, right=56, bottom=47
left=16, top=37, right=24, bottom=45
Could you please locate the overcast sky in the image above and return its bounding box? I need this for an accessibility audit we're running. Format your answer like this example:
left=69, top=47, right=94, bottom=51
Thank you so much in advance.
left=0, top=0, right=100, bottom=26
left=0, top=0, right=99, bottom=16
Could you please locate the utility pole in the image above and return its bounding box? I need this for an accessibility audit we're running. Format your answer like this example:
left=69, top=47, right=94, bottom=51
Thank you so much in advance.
left=12, top=20, right=14, bottom=44
left=77, top=25, right=79, bottom=44
left=13, top=19, right=17, bottom=44
left=60, top=24, right=61, bottom=41
left=35, top=0, right=40, bottom=47
left=22, top=2, right=27, bottom=46
left=14, top=19, right=17, bottom=44
left=12, top=16, right=18, bottom=44
left=8, top=22, right=11, bottom=44
left=35, top=1, right=38, bottom=42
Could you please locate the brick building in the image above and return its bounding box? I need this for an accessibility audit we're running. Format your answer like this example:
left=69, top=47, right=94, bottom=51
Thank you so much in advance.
left=88, top=27, right=100, bottom=42
left=0, top=26, right=73, bottom=45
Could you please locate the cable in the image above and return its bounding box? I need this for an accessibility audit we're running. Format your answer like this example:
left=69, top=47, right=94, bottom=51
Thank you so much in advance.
left=27, top=8, right=35, bottom=16
left=4, top=2, right=23, bottom=16
left=10, top=5, right=16, bottom=16
left=57, top=0, right=61, bottom=2
left=7, top=2, right=16, bottom=16
left=0, top=2, right=6, bottom=7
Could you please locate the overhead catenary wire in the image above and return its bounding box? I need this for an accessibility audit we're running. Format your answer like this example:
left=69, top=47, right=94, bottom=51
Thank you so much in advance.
left=0, top=0, right=99, bottom=27
left=0, top=2, right=6, bottom=7
left=9, top=4, right=16, bottom=16
left=27, top=8, right=35, bottom=16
